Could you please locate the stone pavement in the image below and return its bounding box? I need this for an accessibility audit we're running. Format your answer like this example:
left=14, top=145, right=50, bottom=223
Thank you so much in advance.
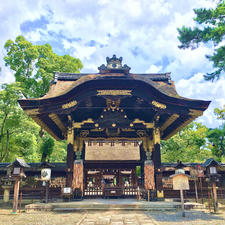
left=80, top=211, right=156, bottom=225
left=1, top=209, right=225, bottom=225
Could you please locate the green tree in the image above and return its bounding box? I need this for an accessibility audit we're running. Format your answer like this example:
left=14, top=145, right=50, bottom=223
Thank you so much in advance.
left=214, top=106, right=225, bottom=120
left=1, top=36, right=83, bottom=163
left=178, top=1, right=225, bottom=80
left=161, top=122, right=211, bottom=162
left=4, top=35, right=83, bottom=98
left=207, top=124, right=225, bottom=161
left=40, top=135, right=55, bottom=162
left=50, top=140, right=67, bottom=162
left=0, top=83, right=40, bottom=162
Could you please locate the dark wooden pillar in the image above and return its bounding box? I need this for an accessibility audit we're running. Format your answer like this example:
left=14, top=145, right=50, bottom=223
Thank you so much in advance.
left=153, top=126, right=164, bottom=199
left=66, top=143, right=74, bottom=187
left=140, top=144, right=146, bottom=186
left=66, top=116, right=74, bottom=187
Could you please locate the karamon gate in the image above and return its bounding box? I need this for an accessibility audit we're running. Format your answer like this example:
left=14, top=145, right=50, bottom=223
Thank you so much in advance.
left=19, top=55, right=210, bottom=199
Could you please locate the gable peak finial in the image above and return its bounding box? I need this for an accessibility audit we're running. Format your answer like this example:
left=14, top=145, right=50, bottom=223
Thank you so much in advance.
left=98, top=55, right=130, bottom=74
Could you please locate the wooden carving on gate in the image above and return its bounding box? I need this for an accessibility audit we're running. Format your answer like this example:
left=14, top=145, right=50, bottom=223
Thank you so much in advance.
left=144, top=161, right=155, bottom=190
left=72, top=161, right=83, bottom=192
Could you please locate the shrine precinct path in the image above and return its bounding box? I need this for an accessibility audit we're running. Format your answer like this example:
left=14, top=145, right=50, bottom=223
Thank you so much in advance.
left=0, top=209, right=225, bottom=225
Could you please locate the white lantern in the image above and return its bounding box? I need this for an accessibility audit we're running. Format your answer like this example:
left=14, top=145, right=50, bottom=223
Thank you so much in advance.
left=41, top=168, right=51, bottom=181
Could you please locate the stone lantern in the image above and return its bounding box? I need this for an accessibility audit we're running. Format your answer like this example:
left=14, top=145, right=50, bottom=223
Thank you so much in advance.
left=7, top=158, right=30, bottom=213
left=1, top=169, right=13, bottom=203
left=202, top=158, right=221, bottom=213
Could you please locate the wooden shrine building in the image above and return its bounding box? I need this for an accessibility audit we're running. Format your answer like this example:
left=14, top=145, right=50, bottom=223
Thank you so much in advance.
left=18, top=55, right=210, bottom=199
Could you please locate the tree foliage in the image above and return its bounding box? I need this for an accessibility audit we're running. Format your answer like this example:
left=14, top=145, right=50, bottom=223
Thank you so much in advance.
left=40, top=135, right=55, bottom=162
left=214, top=105, right=225, bottom=120
left=161, top=122, right=212, bottom=162
left=0, top=36, right=82, bottom=162
left=0, top=83, right=40, bottom=162
left=4, top=35, right=83, bottom=98
left=207, top=123, right=225, bottom=161
left=178, top=1, right=225, bottom=80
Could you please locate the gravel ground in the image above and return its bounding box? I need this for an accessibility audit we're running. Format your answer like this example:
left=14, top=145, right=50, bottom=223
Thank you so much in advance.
left=0, top=209, right=225, bottom=225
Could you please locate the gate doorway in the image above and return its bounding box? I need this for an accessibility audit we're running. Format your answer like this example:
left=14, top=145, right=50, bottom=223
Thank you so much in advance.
left=84, top=167, right=138, bottom=198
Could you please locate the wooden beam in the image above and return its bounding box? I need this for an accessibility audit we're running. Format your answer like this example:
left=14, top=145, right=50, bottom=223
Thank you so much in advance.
left=161, top=114, right=179, bottom=131
left=49, top=113, right=67, bottom=136
left=163, top=109, right=203, bottom=140
left=31, top=115, right=60, bottom=140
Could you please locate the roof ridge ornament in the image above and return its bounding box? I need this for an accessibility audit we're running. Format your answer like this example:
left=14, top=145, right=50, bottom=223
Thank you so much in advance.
left=98, top=54, right=131, bottom=74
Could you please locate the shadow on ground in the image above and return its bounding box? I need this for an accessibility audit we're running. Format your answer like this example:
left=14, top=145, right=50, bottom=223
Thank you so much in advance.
left=148, top=210, right=225, bottom=223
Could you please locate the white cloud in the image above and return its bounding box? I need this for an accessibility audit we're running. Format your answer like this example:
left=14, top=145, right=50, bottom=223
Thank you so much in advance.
left=0, top=0, right=224, bottom=128
left=146, top=65, right=162, bottom=73
left=176, top=73, right=225, bottom=128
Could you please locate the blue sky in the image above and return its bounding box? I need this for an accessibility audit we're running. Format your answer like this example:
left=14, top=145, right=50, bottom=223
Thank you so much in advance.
left=0, top=0, right=224, bottom=128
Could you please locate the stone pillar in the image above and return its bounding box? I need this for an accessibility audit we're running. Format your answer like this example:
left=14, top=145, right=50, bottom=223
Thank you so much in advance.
left=2, top=186, right=10, bottom=203
left=66, top=116, right=74, bottom=187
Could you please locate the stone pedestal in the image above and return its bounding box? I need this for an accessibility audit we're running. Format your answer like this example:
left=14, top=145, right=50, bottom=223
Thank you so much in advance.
left=72, top=160, right=84, bottom=194
left=2, top=185, right=10, bottom=203
left=144, top=160, right=155, bottom=190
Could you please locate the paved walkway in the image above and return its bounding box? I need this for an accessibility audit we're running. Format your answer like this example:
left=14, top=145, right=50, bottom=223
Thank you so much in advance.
left=1, top=209, right=225, bottom=225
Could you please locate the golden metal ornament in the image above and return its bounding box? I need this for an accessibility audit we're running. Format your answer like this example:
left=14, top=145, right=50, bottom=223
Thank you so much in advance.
left=73, top=118, right=94, bottom=128
left=106, top=99, right=121, bottom=111
left=133, top=118, right=154, bottom=129
left=80, top=130, right=89, bottom=137
left=62, top=100, right=77, bottom=109
left=152, top=100, right=167, bottom=109
left=67, top=127, right=74, bottom=145
left=153, top=127, right=161, bottom=144
left=97, top=90, right=132, bottom=96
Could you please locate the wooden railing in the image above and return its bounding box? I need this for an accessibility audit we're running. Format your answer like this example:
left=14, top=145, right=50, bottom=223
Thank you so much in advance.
left=84, top=187, right=103, bottom=197
left=123, top=187, right=138, bottom=196
left=84, top=186, right=139, bottom=198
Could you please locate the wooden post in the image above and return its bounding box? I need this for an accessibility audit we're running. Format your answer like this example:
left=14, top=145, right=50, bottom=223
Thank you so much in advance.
left=199, top=177, right=203, bottom=204
left=19, top=192, right=22, bottom=213
left=208, top=188, right=211, bottom=212
left=180, top=189, right=185, bottom=217
left=12, top=177, right=20, bottom=214
left=194, top=179, right=199, bottom=203
left=45, top=181, right=49, bottom=203
left=212, top=181, right=218, bottom=213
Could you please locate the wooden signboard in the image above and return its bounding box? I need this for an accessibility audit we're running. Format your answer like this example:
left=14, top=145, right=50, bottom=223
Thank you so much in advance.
left=171, top=174, right=190, bottom=190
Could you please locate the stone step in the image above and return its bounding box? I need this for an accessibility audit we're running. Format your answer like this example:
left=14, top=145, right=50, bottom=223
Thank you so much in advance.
left=52, top=207, right=177, bottom=212
left=25, top=200, right=204, bottom=213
